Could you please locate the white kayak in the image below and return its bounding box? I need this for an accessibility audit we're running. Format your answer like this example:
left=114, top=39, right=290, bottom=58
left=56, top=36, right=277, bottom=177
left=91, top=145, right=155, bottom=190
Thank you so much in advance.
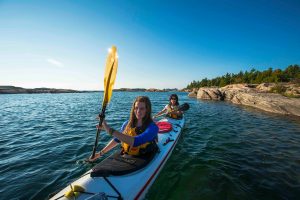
left=50, top=117, right=185, bottom=200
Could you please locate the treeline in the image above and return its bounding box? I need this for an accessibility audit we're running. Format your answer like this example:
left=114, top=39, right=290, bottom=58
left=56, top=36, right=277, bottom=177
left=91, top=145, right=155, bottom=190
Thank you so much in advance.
left=186, top=64, right=300, bottom=89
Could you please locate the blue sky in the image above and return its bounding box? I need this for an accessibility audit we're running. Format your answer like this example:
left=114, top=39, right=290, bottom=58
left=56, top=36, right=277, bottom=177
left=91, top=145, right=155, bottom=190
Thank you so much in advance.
left=0, top=0, right=299, bottom=90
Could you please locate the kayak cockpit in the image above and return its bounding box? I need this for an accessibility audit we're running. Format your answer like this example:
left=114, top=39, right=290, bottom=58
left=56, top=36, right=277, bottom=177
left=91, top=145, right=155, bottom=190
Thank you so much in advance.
left=91, top=147, right=158, bottom=177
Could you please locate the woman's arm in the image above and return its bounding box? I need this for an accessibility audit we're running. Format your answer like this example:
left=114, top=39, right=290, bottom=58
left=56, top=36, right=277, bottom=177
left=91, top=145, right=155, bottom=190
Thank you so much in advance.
left=101, top=139, right=119, bottom=154
left=102, top=120, right=135, bottom=147
left=112, top=130, right=135, bottom=146
left=112, top=123, right=158, bottom=147
left=89, top=139, right=119, bottom=161
left=100, top=120, right=158, bottom=149
left=153, top=108, right=167, bottom=118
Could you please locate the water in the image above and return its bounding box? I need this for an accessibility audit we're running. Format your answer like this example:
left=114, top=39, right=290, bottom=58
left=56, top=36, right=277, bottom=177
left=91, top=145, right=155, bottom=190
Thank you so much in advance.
left=0, top=92, right=299, bottom=200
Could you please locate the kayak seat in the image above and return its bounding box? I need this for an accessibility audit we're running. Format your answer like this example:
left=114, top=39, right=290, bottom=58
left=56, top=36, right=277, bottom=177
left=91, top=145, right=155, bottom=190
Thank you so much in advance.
left=91, top=148, right=158, bottom=177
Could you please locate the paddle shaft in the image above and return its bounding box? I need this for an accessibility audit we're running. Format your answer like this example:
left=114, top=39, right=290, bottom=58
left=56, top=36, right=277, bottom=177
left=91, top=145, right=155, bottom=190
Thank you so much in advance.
left=91, top=60, right=115, bottom=159
left=91, top=105, right=107, bottom=158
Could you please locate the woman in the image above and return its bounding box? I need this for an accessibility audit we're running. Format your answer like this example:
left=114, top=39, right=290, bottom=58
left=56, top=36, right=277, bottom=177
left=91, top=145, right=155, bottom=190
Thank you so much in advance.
left=153, top=94, right=183, bottom=119
left=89, top=96, right=158, bottom=161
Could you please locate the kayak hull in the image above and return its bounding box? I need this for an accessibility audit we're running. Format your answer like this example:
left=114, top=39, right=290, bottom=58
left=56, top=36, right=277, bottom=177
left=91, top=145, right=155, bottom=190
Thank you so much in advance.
left=50, top=117, right=184, bottom=200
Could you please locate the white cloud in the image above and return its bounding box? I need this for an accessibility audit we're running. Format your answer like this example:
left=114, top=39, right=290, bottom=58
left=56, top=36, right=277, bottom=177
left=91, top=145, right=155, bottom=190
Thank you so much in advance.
left=47, top=58, right=64, bottom=67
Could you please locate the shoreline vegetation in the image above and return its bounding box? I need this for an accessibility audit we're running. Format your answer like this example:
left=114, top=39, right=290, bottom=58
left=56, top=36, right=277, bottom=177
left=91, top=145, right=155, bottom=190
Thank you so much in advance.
left=186, top=64, right=300, bottom=89
left=0, top=86, right=181, bottom=94
left=186, top=64, right=300, bottom=117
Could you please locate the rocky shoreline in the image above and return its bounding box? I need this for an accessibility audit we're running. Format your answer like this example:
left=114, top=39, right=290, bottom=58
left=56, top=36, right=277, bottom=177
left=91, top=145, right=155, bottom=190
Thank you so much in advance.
left=188, top=83, right=300, bottom=117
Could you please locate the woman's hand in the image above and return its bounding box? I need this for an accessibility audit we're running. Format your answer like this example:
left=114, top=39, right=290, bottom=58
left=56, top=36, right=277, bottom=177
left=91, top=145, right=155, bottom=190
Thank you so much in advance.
left=96, top=120, right=110, bottom=133
left=88, top=151, right=102, bottom=162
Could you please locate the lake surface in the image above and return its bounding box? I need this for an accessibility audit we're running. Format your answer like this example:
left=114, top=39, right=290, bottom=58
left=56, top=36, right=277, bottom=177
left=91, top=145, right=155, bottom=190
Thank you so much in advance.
left=0, top=92, right=299, bottom=200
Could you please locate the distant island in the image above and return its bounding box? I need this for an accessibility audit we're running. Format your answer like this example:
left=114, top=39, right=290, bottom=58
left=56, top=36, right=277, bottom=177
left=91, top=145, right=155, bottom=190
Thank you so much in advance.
left=0, top=86, right=182, bottom=94
left=0, top=86, right=94, bottom=94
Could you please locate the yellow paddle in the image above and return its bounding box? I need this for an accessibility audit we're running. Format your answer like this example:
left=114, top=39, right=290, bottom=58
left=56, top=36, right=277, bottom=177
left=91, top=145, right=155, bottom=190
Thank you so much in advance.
left=91, top=46, right=118, bottom=159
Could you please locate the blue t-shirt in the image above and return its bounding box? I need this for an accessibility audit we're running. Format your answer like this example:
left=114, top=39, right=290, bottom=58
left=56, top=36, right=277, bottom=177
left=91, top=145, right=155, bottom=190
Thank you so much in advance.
left=114, top=121, right=158, bottom=147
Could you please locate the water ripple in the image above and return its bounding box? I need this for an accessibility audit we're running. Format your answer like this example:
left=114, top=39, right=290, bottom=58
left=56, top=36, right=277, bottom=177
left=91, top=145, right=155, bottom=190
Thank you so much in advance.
left=0, top=93, right=300, bottom=200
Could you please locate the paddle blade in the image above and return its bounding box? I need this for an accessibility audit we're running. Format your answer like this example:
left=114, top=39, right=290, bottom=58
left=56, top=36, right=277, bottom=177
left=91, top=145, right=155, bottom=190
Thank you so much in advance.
left=179, top=103, right=190, bottom=111
left=103, top=46, right=118, bottom=106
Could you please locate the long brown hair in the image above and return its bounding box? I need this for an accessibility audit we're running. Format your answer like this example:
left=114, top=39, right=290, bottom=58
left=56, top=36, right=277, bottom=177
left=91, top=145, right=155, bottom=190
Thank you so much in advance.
left=125, top=96, right=153, bottom=132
